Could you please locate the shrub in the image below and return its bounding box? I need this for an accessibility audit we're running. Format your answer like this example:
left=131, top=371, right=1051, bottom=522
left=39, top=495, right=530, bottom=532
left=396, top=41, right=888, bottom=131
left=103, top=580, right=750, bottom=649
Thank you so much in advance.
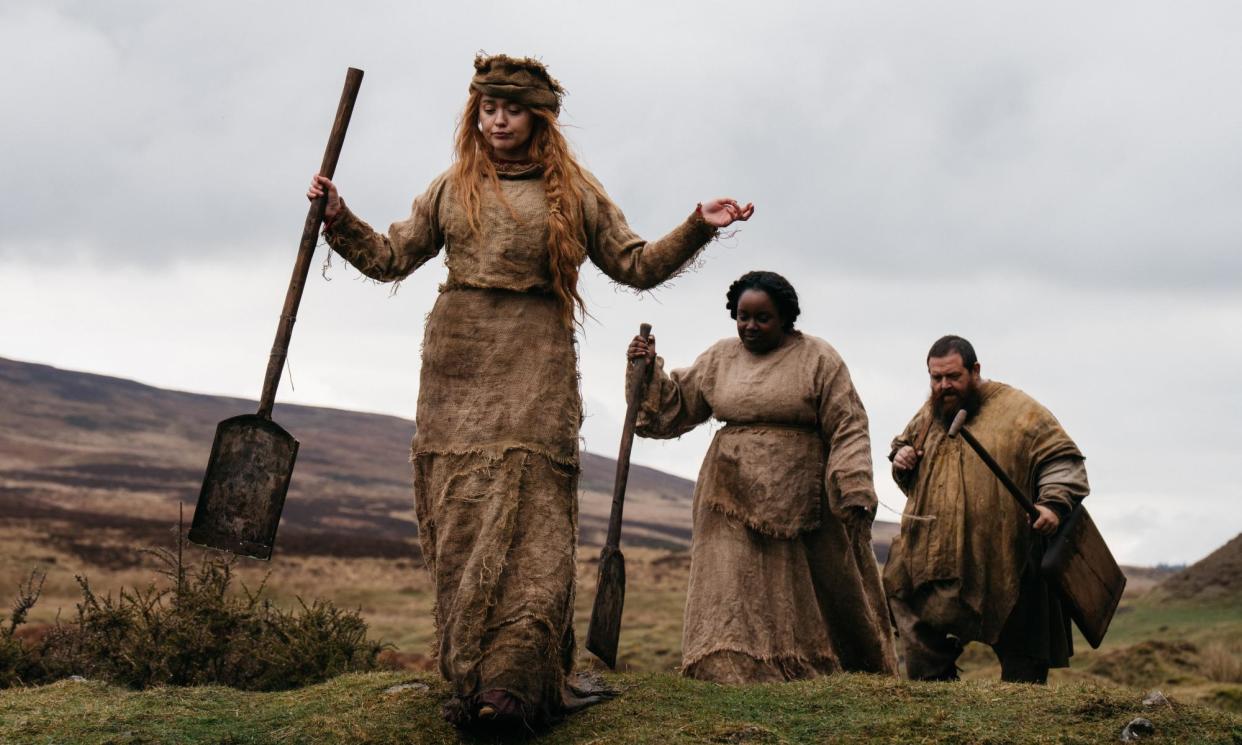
left=3, top=529, right=386, bottom=690
left=0, top=570, right=45, bottom=686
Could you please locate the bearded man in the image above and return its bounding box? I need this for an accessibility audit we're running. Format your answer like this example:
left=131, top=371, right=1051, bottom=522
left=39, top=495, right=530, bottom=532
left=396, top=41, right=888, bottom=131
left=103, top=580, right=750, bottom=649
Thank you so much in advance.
left=883, top=335, right=1089, bottom=683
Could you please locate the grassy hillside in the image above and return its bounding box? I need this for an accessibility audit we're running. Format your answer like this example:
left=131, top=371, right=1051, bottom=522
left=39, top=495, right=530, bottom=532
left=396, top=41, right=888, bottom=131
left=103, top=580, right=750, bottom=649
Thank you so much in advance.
left=1, top=671, right=1239, bottom=744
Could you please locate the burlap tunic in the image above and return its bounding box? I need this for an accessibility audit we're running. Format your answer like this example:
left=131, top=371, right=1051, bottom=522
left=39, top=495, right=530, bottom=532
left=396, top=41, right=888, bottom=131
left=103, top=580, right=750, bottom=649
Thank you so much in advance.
left=632, top=334, right=898, bottom=682
left=884, top=381, right=1085, bottom=651
left=324, top=163, right=715, bottom=719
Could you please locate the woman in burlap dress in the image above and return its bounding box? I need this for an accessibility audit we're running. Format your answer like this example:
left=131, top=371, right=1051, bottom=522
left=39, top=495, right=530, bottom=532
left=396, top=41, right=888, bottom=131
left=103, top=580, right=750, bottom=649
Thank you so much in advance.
left=307, top=54, right=752, bottom=727
left=627, top=271, right=897, bottom=683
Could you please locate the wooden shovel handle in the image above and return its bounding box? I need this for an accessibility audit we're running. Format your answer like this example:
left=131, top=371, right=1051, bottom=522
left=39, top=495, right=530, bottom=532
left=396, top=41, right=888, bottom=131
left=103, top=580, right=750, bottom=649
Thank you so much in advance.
left=604, top=323, right=653, bottom=550
left=948, top=409, right=1040, bottom=520
left=258, top=68, right=365, bottom=419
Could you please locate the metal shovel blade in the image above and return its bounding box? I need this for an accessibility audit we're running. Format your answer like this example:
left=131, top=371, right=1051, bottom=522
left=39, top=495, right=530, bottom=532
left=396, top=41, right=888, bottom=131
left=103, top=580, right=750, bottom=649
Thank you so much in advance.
left=188, top=414, right=299, bottom=560
left=586, top=545, right=626, bottom=669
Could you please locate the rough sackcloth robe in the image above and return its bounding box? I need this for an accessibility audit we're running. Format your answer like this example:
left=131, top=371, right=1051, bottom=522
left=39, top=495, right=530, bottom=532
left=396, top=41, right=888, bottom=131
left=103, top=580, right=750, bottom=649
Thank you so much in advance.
left=630, top=334, right=899, bottom=683
left=323, top=162, right=716, bottom=722
left=883, top=380, right=1087, bottom=680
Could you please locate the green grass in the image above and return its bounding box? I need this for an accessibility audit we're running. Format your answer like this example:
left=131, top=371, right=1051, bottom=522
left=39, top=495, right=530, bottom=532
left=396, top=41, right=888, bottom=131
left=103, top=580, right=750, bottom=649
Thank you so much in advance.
left=1104, top=597, right=1242, bottom=646
left=1, top=672, right=1240, bottom=744
left=953, top=595, right=1242, bottom=715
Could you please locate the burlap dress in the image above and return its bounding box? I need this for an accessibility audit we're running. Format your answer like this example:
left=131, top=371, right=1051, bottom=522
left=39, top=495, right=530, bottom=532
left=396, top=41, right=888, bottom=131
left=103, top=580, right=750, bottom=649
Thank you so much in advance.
left=631, top=333, right=898, bottom=682
left=324, top=163, right=716, bottom=719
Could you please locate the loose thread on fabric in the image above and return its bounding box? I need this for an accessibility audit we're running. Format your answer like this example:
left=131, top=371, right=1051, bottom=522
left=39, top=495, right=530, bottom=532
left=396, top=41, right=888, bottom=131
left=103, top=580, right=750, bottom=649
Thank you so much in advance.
left=318, top=239, right=334, bottom=281
left=877, top=497, right=935, bottom=522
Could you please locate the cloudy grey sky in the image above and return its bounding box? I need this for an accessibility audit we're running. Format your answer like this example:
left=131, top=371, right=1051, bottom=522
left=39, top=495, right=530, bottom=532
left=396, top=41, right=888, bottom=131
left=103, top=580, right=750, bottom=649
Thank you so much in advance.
left=2, top=1, right=1239, bottom=566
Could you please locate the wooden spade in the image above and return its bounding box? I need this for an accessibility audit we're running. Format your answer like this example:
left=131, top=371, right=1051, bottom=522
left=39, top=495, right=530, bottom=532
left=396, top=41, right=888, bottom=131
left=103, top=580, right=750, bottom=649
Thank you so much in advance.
left=187, top=68, right=364, bottom=560
left=586, top=323, right=652, bottom=669
left=947, top=409, right=1125, bottom=648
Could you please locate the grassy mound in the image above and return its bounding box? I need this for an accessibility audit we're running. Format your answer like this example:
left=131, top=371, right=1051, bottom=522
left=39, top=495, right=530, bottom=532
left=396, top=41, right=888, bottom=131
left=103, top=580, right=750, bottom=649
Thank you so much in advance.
left=1, top=671, right=1239, bottom=744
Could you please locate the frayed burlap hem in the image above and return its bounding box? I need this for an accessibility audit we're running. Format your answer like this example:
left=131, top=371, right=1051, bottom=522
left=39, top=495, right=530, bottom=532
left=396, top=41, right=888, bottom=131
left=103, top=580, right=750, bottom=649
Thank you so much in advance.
left=703, top=499, right=819, bottom=540
left=411, top=442, right=579, bottom=469
left=438, top=279, right=556, bottom=295
left=681, top=644, right=840, bottom=679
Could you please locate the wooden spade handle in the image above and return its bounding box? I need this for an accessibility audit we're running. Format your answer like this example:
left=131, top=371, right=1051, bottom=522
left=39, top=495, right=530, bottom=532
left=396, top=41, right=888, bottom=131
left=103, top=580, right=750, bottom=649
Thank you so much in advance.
left=948, top=409, right=1040, bottom=519
left=604, top=323, right=653, bottom=550
left=258, top=68, right=365, bottom=419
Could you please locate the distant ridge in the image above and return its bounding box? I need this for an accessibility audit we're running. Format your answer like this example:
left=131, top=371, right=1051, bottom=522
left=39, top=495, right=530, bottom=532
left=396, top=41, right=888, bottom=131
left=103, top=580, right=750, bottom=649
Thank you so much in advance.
left=0, top=356, right=701, bottom=560
left=0, top=355, right=900, bottom=563
left=1157, top=531, right=1242, bottom=601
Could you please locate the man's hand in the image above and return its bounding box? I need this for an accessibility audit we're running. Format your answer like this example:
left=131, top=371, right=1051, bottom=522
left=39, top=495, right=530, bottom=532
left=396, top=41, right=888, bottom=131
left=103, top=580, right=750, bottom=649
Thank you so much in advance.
left=893, top=445, right=921, bottom=471
left=1032, top=504, right=1060, bottom=535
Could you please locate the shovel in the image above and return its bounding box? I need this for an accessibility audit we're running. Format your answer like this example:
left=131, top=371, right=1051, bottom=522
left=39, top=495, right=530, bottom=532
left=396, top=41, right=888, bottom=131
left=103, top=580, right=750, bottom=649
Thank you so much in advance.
left=947, top=408, right=1125, bottom=648
left=586, top=323, right=653, bottom=669
left=188, top=68, right=364, bottom=560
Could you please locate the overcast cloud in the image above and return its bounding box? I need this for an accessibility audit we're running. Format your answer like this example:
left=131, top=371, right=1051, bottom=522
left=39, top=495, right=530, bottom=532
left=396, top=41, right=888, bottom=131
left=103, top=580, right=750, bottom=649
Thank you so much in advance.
left=2, top=0, right=1240, bottom=566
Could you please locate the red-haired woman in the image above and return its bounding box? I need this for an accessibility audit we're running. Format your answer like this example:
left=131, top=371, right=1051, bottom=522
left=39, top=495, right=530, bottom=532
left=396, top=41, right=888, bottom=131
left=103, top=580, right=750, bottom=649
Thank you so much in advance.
left=307, top=54, right=752, bottom=729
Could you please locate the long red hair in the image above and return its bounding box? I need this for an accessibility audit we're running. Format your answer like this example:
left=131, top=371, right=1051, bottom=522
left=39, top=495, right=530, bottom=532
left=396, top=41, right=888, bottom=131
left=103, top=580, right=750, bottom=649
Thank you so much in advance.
left=449, top=90, right=602, bottom=328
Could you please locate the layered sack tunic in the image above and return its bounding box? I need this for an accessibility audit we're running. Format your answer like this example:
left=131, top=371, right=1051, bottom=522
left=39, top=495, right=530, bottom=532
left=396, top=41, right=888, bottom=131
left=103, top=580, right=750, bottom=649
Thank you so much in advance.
left=631, top=334, right=898, bottom=682
left=324, top=163, right=715, bottom=720
left=884, top=381, right=1088, bottom=659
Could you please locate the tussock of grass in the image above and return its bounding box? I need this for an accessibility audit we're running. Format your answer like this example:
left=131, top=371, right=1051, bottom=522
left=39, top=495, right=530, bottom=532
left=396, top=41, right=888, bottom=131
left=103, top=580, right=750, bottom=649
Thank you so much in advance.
left=1202, top=641, right=1242, bottom=684
left=0, top=529, right=385, bottom=691
left=1, top=671, right=1240, bottom=744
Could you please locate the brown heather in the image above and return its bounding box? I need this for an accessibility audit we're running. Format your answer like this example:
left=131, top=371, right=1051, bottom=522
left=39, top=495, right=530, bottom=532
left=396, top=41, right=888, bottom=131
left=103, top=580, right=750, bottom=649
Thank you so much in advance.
left=0, top=526, right=385, bottom=691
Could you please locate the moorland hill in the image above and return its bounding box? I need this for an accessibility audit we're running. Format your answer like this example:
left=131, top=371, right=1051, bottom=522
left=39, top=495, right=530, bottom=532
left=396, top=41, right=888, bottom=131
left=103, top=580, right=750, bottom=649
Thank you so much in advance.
left=1159, top=531, right=1242, bottom=602
left=0, top=355, right=900, bottom=561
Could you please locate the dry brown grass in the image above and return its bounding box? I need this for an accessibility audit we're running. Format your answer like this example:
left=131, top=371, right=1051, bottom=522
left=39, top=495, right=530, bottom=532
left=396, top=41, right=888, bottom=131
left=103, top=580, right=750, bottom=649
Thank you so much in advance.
left=0, top=524, right=693, bottom=674
left=5, top=516, right=1242, bottom=714
left=1201, top=641, right=1242, bottom=684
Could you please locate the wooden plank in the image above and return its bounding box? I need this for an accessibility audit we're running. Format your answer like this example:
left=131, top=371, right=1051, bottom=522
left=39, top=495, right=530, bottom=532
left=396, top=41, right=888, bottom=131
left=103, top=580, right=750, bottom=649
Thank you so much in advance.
left=1043, top=505, right=1126, bottom=648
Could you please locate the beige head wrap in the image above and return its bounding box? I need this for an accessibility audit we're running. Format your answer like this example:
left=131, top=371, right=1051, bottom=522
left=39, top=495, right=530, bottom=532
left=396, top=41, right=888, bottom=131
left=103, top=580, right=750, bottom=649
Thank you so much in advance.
left=470, top=53, right=564, bottom=113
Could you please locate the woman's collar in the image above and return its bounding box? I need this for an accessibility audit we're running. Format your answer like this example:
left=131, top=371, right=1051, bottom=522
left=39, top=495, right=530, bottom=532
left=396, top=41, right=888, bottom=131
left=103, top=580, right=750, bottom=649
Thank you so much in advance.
left=490, top=158, right=543, bottom=179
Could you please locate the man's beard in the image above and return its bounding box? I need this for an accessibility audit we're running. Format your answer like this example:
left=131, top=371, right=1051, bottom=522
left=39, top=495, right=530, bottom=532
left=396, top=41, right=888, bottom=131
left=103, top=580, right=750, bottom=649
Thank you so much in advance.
left=932, top=383, right=983, bottom=427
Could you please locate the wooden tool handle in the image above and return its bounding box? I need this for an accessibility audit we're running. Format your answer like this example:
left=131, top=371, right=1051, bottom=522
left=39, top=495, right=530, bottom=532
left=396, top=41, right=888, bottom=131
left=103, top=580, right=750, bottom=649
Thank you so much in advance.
left=948, top=409, right=1040, bottom=519
left=604, top=323, right=653, bottom=550
left=258, top=67, right=365, bottom=419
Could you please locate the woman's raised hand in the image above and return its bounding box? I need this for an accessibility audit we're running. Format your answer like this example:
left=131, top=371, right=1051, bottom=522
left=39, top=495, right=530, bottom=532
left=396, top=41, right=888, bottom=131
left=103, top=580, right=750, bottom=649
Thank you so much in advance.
left=306, top=175, right=342, bottom=222
left=700, top=198, right=755, bottom=228
left=627, top=334, right=656, bottom=362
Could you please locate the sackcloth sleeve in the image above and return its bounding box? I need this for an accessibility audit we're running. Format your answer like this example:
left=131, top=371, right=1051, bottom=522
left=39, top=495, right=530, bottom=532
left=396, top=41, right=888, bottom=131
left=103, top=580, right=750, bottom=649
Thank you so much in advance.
left=628, top=349, right=715, bottom=439
left=579, top=171, right=718, bottom=290
left=323, top=173, right=448, bottom=282
left=816, top=349, right=878, bottom=518
left=889, top=407, right=928, bottom=496
left=1034, top=456, right=1089, bottom=517
left=1021, top=398, right=1088, bottom=517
